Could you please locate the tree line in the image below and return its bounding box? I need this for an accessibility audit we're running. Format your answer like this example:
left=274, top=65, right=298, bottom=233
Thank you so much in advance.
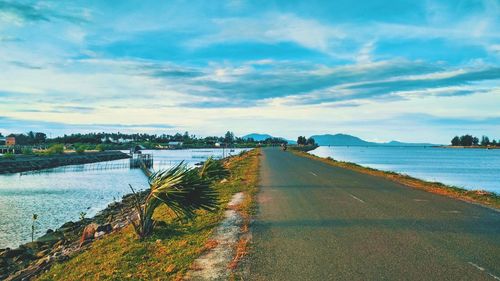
left=451, top=135, right=499, bottom=146
left=1, top=131, right=287, bottom=147
left=1, top=131, right=47, bottom=145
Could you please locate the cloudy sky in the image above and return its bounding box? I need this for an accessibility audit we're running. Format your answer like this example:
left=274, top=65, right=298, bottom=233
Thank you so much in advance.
left=0, top=0, right=499, bottom=143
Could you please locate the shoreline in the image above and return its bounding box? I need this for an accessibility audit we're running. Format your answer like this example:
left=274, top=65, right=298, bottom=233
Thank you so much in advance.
left=0, top=151, right=131, bottom=174
left=0, top=189, right=148, bottom=280
left=289, top=148, right=499, bottom=210
left=438, top=145, right=500, bottom=149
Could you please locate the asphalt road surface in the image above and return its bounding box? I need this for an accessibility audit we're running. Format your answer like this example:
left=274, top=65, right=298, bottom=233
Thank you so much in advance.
left=247, top=147, right=500, bottom=280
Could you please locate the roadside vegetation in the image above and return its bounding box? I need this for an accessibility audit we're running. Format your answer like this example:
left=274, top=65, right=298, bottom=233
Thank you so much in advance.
left=36, top=149, right=260, bottom=280
left=290, top=149, right=500, bottom=210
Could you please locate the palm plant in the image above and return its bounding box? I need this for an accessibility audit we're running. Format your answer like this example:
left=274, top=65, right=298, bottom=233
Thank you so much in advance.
left=128, top=160, right=222, bottom=239
left=199, top=157, right=229, bottom=181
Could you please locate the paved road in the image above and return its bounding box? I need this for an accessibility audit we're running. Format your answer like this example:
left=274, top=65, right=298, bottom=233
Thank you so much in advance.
left=247, top=148, right=500, bottom=280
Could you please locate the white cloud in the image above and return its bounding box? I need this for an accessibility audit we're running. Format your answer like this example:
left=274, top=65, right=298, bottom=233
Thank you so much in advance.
left=188, top=13, right=345, bottom=54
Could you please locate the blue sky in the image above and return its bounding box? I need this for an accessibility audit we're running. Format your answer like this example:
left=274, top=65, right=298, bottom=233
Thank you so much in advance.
left=0, top=0, right=499, bottom=143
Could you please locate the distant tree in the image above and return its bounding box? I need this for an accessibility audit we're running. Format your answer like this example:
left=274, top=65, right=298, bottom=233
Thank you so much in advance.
left=472, top=137, right=479, bottom=146
left=297, top=136, right=307, bottom=145
left=451, top=136, right=461, bottom=146
left=480, top=136, right=490, bottom=146
left=459, top=135, right=473, bottom=146
left=34, top=132, right=47, bottom=144
left=173, top=133, right=183, bottom=141
left=306, top=137, right=316, bottom=146
left=224, top=131, right=234, bottom=144
left=27, top=131, right=35, bottom=141
left=13, top=133, right=32, bottom=145
left=492, top=139, right=498, bottom=146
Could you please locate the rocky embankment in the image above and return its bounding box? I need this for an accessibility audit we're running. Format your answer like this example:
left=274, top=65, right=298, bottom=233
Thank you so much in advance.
left=0, top=190, right=147, bottom=280
left=0, top=151, right=131, bottom=174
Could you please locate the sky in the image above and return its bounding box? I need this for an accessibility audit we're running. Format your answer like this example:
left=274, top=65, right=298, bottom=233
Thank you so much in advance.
left=0, top=0, right=499, bottom=143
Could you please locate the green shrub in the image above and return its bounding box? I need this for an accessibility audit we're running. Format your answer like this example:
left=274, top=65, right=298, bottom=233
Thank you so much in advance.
left=3, top=152, right=15, bottom=160
left=75, top=146, right=85, bottom=154
left=22, top=147, right=33, bottom=155
left=47, top=144, right=64, bottom=154
left=96, top=144, right=105, bottom=152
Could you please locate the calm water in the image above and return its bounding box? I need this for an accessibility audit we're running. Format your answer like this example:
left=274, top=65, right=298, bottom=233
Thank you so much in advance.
left=0, top=148, right=247, bottom=249
left=309, top=146, right=500, bottom=194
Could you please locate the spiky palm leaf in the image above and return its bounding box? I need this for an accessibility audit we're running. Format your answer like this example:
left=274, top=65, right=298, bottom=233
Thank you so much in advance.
left=199, top=157, right=229, bottom=181
left=148, top=162, right=218, bottom=218
left=130, top=162, right=219, bottom=239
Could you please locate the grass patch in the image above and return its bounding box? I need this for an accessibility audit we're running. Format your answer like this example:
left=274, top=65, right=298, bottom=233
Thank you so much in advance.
left=36, top=149, right=260, bottom=281
left=290, top=150, right=500, bottom=210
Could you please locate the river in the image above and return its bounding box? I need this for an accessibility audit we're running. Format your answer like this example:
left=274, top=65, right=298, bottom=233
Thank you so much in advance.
left=309, top=146, right=500, bottom=194
left=0, top=148, right=248, bottom=249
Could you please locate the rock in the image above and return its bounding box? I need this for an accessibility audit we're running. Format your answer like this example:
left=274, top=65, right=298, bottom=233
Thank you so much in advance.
left=52, top=240, right=63, bottom=249
left=96, top=223, right=112, bottom=234
left=2, top=248, right=26, bottom=259
left=35, top=249, right=50, bottom=259
left=13, top=251, right=34, bottom=263
left=60, top=221, right=76, bottom=229
left=35, top=257, right=48, bottom=267
left=79, top=239, right=93, bottom=248
left=0, top=248, right=10, bottom=258
left=220, top=178, right=228, bottom=184
left=55, top=255, right=69, bottom=262
left=36, top=231, right=64, bottom=247
left=108, top=202, right=119, bottom=209
left=94, top=231, right=106, bottom=239
left=113, top=222, right=127, bottom=230
left=79, top=223, right=98, bottom=247
left=23, top=241, right=43, bottom=252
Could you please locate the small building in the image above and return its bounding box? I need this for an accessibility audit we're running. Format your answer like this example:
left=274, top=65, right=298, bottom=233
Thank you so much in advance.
left=118, top=137, right=133, bottom=143
left=0, top=136, right=5, bottom=145
left=168, top=141, right=183, bottom=148
left=6, top=136, right=16, bottom=146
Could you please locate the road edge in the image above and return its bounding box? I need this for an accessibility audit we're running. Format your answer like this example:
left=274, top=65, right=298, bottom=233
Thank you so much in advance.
left=289, top=148, right=500, bottom=211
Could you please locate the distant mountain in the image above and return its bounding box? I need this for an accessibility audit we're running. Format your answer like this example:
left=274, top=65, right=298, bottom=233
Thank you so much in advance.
left=310, top=134, right=372, bottom=146
left=242, top=133, right=273, bottom=141
left=310, top=134, right=437, bottom=147
left=242, top=133, right=296, bottom=144
left=384, top=140, right=437, bottom=147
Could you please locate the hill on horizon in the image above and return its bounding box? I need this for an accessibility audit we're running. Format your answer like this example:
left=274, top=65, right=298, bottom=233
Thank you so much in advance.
left=242, top=133, right=296, bottom=144
left=310, top=134, right=438, bottom=146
